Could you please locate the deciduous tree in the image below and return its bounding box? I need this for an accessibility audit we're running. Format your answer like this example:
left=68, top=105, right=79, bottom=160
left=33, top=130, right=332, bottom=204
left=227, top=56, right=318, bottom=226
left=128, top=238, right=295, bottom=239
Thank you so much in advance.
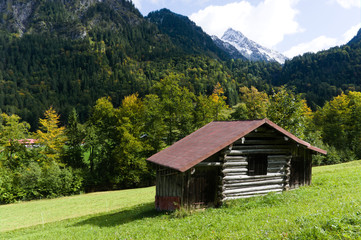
left=0, top=113, right=30, bottom=169
left=268, top=87, right=311, bottom=138
left=36, top=107, right=67, bottom=163
left=232, top=86, right=269, bottom=120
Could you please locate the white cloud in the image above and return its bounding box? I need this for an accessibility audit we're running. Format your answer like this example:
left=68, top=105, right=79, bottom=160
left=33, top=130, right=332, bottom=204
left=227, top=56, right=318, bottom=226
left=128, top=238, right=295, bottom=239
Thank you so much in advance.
left=132, top=0, right=162, bottom=9
left=131, top=0, right=142, bottom=9
left=284, top=36, right=338, bottom=58
left=284, top=23, right=361, bottom=58
left=343, top=23, right=361, bottom=41
left=190, top=0, right=302, bottom=49
left=334, top=0, right=361, bottom=8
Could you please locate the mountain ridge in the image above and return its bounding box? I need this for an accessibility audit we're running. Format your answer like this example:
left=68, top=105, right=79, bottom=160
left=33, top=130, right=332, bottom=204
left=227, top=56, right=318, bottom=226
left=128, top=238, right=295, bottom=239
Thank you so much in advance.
left=0, top=0, right=143, bottom=38
left=214, top=28, right=288, bottom=64
left=146, top=8, right=231, bottom=60
left=211, top=35, right=247, bottom=60
left=0, top=0, right=360, bottom=129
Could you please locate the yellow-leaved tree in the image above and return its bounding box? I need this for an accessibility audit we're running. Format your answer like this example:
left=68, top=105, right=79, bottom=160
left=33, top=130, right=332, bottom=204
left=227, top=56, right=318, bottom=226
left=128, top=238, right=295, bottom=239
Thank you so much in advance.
left=232, top=86, right=269, bottom=120
left=209, top=82, right=229, bottom=121
left=36, top=107, right=67, bottom=163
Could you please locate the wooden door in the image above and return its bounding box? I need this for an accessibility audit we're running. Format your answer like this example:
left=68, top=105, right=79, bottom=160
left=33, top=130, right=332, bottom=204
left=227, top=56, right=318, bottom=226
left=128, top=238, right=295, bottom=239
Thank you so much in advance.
left=187, top=167, right=218, bottom=207
left=290, top=157, right=304, bottom=188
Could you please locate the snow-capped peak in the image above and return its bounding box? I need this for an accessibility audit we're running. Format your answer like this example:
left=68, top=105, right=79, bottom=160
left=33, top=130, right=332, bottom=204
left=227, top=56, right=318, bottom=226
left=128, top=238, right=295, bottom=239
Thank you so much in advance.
left=218, top=28, right=288, bottom=64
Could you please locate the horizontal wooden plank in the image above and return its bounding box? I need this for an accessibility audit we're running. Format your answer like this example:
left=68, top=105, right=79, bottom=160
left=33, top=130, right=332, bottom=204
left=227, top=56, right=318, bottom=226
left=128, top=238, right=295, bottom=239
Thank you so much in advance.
left=269, top=160, right=291, bottom=164
left=223, top=184, right=284, bottom=195
left=222, top=166, right=248, bottom=171
left=267, top=164, right=285, bottom=172
left=223, top=162, right=248, bottom=167
left=196, top=162, right=222, bottom=167
left=226, top=149, right=290, bottom=155
left=223, top=188, right=284, bottom=199
left=268, top=161, right=286, bottom=165
left=234, top=139, right=289, bottom=145
left=224, top=156, right=247, bottom=161
left=223, top=172, right=248, bottom=177
left=268, top=159, right=288, bottom=163
left=223, top=175, right=283, bottom=184
left=267, top=171, right=285, bottom=175
left=267, top=166, right=286, bottom=171
left=232, top=145, right=290, bottom=150
left=223, top=173, right=248, bottom=177
left=267, top=166, right=285, bottom=171
left=222, top=168, right=248, bottom=173
left=222, top=189, right=283, bottom=201
left=223, top=166, right=249, bottom=171
left=223, top=178, right=285, bottom=188
left=268, top=166, right=290, bottom=171
left=224, top=173, right=285, bottom=181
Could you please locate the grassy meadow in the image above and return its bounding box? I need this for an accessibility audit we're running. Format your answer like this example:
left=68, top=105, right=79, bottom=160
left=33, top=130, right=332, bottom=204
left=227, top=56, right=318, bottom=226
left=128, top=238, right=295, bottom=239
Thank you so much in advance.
left=1, top=161, right=361, bottom=239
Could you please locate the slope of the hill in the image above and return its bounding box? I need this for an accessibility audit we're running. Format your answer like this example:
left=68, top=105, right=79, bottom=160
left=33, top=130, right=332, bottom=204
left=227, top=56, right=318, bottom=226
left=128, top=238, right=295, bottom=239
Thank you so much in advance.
left=0, top=1, right=235, bottom=128
left=146, top=8, right=231, bottom=61
left=0, top=0, right=141, bottom=38
left=0, top=0, right=360, bottom=128
left=1, top=161, right=361, bottom=239
left=273, top=28, right=361, bottom=108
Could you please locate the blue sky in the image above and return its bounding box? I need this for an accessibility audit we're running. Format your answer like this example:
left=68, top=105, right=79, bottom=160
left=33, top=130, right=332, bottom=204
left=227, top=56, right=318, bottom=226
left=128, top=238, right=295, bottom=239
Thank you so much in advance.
left=132, top=0, right=361, bottom=58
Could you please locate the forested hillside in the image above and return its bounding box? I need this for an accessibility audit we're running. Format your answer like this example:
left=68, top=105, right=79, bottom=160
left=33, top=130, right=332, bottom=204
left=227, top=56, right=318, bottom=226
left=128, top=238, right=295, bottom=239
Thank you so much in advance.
left=1, top=0, right=361, bottom=203
left=147, top=8, right=231, bottom=60
left=0, top=0, right=360, bottom=127
left=274, top=29, right=361, bottom=108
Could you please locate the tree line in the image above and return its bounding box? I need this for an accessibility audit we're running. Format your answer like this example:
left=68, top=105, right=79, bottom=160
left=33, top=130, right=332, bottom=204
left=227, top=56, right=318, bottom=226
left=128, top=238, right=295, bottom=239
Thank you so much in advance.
left=0, top=73, right=359, bottom=204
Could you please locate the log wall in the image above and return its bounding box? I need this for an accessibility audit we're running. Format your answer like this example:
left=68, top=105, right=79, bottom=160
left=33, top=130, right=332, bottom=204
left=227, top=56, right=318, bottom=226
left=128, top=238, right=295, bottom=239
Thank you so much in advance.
left=155, top=125, right=314, bottom=209
left=221, top=126, right=293, bottom=201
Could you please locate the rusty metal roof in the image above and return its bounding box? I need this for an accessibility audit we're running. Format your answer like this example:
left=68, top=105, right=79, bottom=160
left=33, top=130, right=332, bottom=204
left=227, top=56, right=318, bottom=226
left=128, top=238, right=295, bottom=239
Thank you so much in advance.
left=147, top=119, right=327, bottom=172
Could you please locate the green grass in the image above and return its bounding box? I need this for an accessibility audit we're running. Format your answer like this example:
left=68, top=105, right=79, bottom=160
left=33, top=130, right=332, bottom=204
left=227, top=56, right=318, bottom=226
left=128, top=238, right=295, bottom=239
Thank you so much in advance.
left=1, top=161, right=361, bottom=239
left=0, top=187, right=155, bottom=232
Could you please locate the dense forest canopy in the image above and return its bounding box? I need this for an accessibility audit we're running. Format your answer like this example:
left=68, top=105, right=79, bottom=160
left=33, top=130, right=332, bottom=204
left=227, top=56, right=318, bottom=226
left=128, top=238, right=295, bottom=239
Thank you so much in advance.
left=0, top=0, right=360, bottom=127
left=1, top=0, right=361, bottom=203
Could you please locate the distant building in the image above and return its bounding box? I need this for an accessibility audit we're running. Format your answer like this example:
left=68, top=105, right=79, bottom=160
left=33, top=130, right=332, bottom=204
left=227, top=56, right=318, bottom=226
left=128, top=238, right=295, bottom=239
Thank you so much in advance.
left=17, top=139, right=39, bottom=148
left=147, top=119, right=326, bottom=211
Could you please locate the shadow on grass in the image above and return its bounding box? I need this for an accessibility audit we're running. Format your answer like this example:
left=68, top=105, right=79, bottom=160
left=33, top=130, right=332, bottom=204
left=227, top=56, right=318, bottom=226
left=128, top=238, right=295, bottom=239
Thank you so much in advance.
left=73, top=202, right=161, bottom=228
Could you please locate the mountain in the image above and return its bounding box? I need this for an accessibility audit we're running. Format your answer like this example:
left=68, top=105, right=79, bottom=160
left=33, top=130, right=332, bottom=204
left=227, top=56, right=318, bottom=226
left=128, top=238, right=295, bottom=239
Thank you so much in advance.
left=0, top=0, right=181, bottom=59
left=146, top=8, right=230, bottom=60
left=211, top=35, right=247, bottom=60
left=214, top=28, right=288, bottom=64
left=0, top=0, right=143, bottom=38
left=0, top=1, right=241, bottom=129
left=273, top=28, right=361, bottom=108
left=0, top=0, right=360, bottom=130
left=0, top=0, right=182, bottom=128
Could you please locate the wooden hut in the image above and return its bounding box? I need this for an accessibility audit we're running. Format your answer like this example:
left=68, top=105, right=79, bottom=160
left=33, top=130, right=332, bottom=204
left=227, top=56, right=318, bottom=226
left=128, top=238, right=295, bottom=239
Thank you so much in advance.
left=147, top=119, right=326, bottom=211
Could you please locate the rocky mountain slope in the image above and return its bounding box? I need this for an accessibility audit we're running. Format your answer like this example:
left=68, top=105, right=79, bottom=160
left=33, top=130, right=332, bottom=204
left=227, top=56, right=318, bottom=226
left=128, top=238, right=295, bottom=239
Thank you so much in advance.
left=214, top=28, right=288, bottom=64
left=0, top=0, right=143, bottom=38
left=211, top=35, right=246, bottom=60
